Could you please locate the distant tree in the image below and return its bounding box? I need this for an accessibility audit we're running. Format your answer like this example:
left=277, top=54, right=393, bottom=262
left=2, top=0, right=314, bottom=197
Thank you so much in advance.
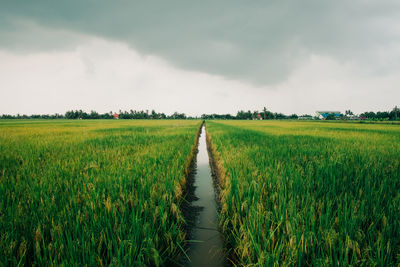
left=169, top=112, right=186, bottom=119
left=376, top=111, right=389, bottom=120
left=236, top=110, right=245, bottom=120
left=389, top=106, right=400, bottom=120
left=252, top=111, right=259, bottom=120
left=345, top=110, right=354, bottom=116
left=360, top=111, right=376, bottom=120
left=100, top=112, right=113, bottom=119
left=236, top=110, right=252, bottom=120
left=274, top=113, right=287, bottom=119
left=207, top=113, right=235, bottom=120
left=262, top=107, right=274, bottom=120
left=151, top=110, right=157, bottom=119
left=89, top=110, right=100, bottom=119
left=325, top=114, right=336, bottom=120
left=246, top=110, right=252, bottom=120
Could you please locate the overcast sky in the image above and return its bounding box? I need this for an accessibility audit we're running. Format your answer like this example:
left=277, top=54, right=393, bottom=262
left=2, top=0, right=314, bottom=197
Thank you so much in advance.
left=0, top=1, right=399, bottom=116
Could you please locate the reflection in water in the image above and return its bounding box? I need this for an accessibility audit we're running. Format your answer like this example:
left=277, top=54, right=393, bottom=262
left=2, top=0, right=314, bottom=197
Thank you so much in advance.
left=186, top=126, right=224, bottom=267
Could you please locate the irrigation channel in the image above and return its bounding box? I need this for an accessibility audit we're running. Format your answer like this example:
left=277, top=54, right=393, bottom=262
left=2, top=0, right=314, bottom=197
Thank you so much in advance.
left=185, top=125, right=224, bottom=266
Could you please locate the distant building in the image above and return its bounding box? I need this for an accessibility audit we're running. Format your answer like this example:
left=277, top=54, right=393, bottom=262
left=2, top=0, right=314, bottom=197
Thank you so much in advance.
left=298, top=115, right=313, bottom=120
left=316, top=111, right=342, bottom=120
left=256, top=114, right=263, bottom=120
left=113, top=113, right=119, bottom=119
left=348, top=115, right=360, bottom=120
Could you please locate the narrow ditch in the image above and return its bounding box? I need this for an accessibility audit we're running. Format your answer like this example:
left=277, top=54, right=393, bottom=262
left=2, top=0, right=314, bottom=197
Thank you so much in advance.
left=183, top=124, right=225, bottom=267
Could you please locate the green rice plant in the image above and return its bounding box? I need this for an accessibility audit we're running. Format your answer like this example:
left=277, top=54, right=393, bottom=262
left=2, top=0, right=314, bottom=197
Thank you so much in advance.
left=206, top=120, right=400, bottom=266
left=0, top=119, right=202, bottom=266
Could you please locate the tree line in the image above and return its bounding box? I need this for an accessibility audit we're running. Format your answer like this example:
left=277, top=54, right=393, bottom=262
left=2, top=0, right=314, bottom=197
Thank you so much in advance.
left=0, top=110, right=190, bottom=120
left=359, top=107, right=400, bottom=121
left=202, top=106, right=400, bottom=121
left=1, top=106, right=399, bottom=120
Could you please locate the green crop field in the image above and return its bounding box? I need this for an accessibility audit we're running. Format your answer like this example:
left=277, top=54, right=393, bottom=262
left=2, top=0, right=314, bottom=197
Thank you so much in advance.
left=206, top=120, right=400, bottom=266
left=1, top=119, right=400, bottom=266
left=0, top=120, right=201, bottom=266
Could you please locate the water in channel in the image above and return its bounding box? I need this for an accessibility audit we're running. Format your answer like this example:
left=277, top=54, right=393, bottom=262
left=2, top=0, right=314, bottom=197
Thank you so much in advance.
left=186, top=126, right=224, bottom=267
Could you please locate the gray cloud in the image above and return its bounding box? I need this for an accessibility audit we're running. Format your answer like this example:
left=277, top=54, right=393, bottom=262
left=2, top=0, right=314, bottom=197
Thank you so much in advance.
left=1, top=0, right=400, bottom=85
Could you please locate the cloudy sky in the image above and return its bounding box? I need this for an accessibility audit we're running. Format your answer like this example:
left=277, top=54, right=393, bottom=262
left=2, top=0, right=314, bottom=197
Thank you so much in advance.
left=1, top=1, right=399, bottom=116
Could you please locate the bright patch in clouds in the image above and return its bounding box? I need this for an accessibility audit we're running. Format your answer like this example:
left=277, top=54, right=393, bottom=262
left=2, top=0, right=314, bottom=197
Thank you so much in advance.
left=0, top=36, right=262, bottom=116
left=0, top=33, right=399, bottom=116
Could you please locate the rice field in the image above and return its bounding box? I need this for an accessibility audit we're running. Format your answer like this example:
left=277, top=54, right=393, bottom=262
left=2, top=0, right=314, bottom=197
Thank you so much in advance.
left=2, top=119, right=400, bottom=266
left=206, top=120, right=400, bottom=266
left=0, top=120, right=201, bottom=266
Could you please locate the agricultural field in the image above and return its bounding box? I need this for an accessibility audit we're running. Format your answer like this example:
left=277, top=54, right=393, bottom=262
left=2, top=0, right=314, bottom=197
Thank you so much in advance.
left=0, top=120, right=201, bottom=266
left=2, top=119, right=400, bottom=266
left=206, top=120, right=400, bottom=266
